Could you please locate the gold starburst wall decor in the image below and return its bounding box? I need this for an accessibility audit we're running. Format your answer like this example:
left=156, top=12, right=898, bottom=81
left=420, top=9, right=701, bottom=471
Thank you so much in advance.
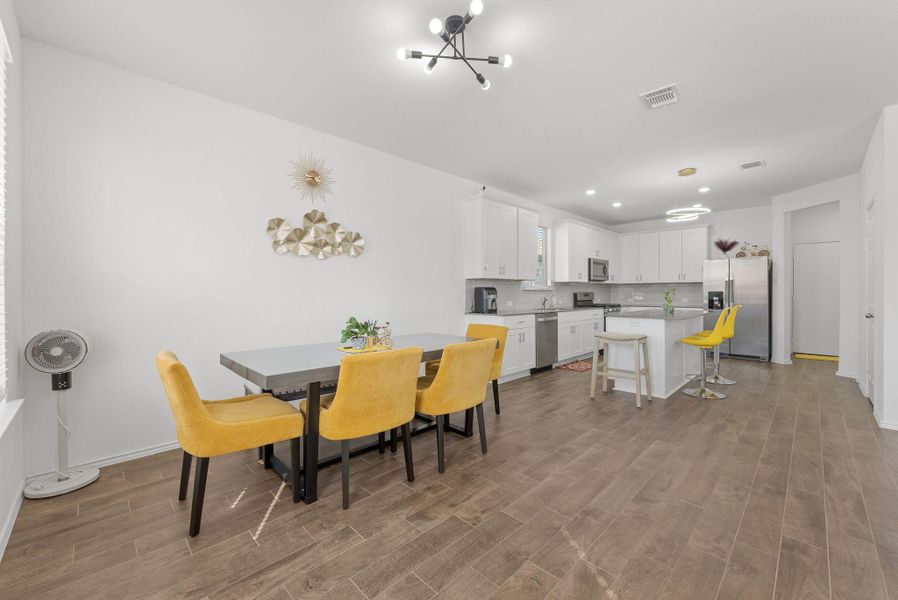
left=288, top=154, right=335, bottom=203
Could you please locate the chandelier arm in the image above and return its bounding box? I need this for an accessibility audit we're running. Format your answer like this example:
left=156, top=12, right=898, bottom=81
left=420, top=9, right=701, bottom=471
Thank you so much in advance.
left=420, top=54, right=494, bottom=62
left=444, top=36, right=479, bottom=76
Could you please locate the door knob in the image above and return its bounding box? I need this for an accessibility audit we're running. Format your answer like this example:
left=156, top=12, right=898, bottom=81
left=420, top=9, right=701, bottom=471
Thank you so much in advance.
left=865, top=313, right=875, bottom=319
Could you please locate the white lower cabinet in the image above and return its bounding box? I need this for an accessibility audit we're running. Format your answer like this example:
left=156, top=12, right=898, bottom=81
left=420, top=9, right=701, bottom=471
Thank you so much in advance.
left=557, top=310, right=605, bottom=361
left=463, top=314, right=535, bottom=378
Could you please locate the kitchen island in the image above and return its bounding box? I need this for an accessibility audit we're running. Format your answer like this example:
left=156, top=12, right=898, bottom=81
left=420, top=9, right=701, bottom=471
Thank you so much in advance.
left=604, top=308, right=705, bottom=399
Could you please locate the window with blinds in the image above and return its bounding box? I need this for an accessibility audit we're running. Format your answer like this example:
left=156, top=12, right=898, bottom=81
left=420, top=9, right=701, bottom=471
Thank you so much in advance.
left=0, top=22, right=11, bottom=402
left=522, top=226, right=552, bottom=290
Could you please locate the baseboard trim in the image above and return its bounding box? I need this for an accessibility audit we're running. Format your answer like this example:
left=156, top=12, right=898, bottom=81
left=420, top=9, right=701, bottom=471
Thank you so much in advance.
left=26, top=440, right=181, bottom=483
left=0, top=479, right=25, bottom=562
left=835, top=371, right=857, bottom=379
left=873, top=411, right=898, bottom=431
left=772, top=359, right=793, bottom=365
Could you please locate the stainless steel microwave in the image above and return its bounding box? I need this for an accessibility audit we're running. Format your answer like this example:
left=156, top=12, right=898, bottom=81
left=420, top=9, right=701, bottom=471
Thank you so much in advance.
left=588, top=258, right=609, bottom=282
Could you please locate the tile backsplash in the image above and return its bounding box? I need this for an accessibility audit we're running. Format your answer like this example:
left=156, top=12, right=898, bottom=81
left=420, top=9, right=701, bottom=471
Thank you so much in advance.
left=610, top=283, right=703, bottom=308
left=464, top=280, right=703, bottom=312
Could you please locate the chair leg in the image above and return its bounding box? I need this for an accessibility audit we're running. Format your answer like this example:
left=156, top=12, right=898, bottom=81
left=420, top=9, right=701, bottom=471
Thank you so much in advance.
left=634, top=340, right=642, bottom=409
left=492, top=379, right=500, bottom=415
left=590, top=340, right=598, bottom=397
left=602, top=343, right=610, bottom=392
left=436, top=415, right=446, bottom=474
left=378, top=432, right=386, bottom=454
left=401, top=423, right=414, bottom=482
left=341, top=441, right=350, bottom=510
left=641, top=339, right=653, bottom=400
left=188, top=457, right=209, bottom=537
left=290, top=436, right=302, bottom=503
left=179, top=451, right=192, bottom=502
left=390, top=428, right=398, bottom=453
left=475, top=403, right=488, bottom=454
left=262, top=444, right=273, bottom=469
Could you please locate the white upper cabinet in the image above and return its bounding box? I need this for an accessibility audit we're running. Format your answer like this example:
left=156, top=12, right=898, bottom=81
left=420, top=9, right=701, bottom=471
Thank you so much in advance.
left=464, top=194, right=538, bottom=280
left=681, top=227, right=708, bottom=282
left=658, top=227, right=708, bottom=282
left=617, top=232, right=660, bottom=283
left=554, top=221, right=617, bottom=283
left=638, top=233, right=660, bottom=282
left=659, top=230, right=684, bottom=282
left=516, top=207, right=539, bottom=281
left=617, top=234, right=640, bottom=283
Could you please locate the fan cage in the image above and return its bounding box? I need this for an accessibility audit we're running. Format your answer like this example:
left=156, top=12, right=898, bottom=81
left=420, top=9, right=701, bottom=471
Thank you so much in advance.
left=25, top=330, right=88, bottom=374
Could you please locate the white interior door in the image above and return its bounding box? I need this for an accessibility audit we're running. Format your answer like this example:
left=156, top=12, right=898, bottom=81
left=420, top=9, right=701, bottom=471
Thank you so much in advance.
left=792, top=241, right=840, bottom=356
left=864, top=198, right=876, bottom=399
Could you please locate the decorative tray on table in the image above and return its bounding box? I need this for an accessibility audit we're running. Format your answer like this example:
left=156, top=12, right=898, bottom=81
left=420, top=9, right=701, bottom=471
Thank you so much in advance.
left=337, top=344, right=390, bottom=354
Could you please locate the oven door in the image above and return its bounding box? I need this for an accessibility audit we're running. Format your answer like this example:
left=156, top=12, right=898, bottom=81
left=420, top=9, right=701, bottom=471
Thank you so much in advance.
left=588, top=259, right=609, bottom=282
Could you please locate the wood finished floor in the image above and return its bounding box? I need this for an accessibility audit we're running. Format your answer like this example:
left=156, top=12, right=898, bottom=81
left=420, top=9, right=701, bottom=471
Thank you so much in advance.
left=3, top=359, right=898, bottom=600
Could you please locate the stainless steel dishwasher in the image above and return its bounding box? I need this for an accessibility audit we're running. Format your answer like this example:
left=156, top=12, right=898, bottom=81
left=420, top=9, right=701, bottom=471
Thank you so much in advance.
left=534, top=312, right=558, bottom=370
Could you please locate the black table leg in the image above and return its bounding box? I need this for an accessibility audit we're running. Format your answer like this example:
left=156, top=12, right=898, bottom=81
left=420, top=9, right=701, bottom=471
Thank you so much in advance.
left=303, top=381, right=321, bottom=503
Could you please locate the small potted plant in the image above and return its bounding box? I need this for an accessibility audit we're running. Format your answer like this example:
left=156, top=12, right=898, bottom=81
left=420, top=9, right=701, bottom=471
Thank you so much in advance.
left=341, top=317, right=379, bottom=350
left=662, top=288, right=676, bottom=315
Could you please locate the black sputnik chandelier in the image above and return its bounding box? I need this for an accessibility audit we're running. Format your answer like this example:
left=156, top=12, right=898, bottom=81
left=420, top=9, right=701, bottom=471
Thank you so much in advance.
left=396, top=0, right=512, bottom=90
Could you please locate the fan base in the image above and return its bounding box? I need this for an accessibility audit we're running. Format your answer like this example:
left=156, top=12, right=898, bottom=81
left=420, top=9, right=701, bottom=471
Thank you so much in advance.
left=24, top=467, right=99, bottom=499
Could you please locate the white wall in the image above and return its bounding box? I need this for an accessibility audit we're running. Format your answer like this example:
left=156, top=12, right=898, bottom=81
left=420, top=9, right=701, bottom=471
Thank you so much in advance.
left=790, top=201, right=840, bottom=244
left=770, top=175, right=859, bottom=376
left=21, top=41, right=600, bottom=475
left=612, top=204, right=772, bottom=258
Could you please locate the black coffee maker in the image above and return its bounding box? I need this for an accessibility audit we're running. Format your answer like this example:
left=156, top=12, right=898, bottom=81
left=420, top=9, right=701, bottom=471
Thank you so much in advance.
left=708, top=291, right=724, bottom=310
left=473, top=287, right=498, bottom=313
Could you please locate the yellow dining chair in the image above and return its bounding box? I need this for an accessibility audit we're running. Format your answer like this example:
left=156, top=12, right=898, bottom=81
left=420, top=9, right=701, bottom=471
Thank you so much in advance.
left=155, top=351, right=304, bottom=536
left=679, top=307, right=730, bottom=400
left=425, top=324, right=508, bottom=414
left=690, top=304, right=743, bottom=385
left=301, top=347, right=423, bottom=509
left=417, top=339, right=496, bottom=473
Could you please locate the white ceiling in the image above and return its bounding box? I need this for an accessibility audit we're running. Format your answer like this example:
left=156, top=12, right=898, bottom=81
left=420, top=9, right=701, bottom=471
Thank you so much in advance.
left=14, top=0, right=898, bottom=224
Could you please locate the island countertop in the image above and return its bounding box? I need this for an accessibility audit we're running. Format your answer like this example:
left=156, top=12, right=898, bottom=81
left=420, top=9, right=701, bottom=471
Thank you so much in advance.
left=607, top=308, right=707, bottom=321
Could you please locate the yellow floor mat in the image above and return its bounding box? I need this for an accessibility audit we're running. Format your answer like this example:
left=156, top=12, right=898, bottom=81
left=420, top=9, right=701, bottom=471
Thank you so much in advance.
left=793, top=353, right=839, bottom=362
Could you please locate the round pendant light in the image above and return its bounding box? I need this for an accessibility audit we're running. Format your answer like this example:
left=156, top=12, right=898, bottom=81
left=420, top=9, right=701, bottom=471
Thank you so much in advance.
left=666, top=168, right=711, bottom=223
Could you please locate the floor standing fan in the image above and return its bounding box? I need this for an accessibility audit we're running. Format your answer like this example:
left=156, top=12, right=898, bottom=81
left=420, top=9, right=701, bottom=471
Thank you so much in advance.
left=24, top=329, right=99, bottom=498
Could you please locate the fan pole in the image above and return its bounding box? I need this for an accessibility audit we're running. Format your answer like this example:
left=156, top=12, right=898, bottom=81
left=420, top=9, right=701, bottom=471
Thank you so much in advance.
left=56, top=391, right=70, bottom=481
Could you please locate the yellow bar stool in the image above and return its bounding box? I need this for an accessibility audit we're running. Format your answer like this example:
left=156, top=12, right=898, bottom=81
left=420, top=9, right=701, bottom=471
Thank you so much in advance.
left=692, top=304, right=742, bottom=385
left=680, top=307, right=730, bottom=400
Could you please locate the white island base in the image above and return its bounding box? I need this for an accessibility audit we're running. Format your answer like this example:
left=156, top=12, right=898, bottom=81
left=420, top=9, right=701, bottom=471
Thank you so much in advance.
left=603, top=310, right=705, bottom=399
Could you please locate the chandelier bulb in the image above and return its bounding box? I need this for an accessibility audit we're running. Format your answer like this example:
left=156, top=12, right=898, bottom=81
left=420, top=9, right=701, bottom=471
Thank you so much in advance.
left=501, top=54, right=513, bottom=68
left=469, top=0, right=484, bottom=17
left=396, top=47, right=408, bottom=61
left=429, top=18, right=443, bottom=35
left=481, top=78, right=491, bottom=91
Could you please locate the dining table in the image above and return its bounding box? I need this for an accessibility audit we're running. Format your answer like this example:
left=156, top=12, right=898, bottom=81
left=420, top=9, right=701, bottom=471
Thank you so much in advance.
left=220, top=333, right=480, bottom=504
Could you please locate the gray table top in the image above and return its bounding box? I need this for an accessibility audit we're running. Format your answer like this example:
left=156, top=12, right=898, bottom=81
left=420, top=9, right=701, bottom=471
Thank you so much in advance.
left=220, top=333, right=470, bottom=393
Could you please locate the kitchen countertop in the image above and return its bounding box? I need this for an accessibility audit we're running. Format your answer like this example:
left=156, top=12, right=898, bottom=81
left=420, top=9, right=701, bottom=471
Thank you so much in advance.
left=607, top=308, right=706, bottom=321
left=465, top=307, right=601, bottom=316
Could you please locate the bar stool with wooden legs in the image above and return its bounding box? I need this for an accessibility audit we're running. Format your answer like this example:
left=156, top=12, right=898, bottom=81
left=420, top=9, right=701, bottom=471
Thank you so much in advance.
left=590, top=332, right=653, bottom=408
left=680, top=307, right=730, bottom=399
left=689, top=304, right=742, bottom=385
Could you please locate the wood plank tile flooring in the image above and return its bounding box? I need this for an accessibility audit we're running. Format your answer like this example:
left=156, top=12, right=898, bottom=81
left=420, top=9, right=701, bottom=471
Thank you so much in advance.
left=3, top=358, right=898, bottom=599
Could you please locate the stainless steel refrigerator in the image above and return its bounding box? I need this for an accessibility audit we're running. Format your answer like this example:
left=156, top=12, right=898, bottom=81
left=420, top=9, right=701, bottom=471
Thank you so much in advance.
left=703, top=257, right=772, bottom=361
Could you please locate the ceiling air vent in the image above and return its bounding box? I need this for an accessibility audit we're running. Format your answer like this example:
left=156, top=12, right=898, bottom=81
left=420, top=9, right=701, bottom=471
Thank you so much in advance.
left=739, top=160, right=767, bottom=171
left=639, top=84, right=680, bottom=109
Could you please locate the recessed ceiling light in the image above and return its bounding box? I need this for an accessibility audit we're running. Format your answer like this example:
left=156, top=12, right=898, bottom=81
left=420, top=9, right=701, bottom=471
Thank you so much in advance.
left=698, top=187, right=710, bottom=193
left=585, top=189, right=596, bottom=196
left=612, top=202, right=622, bottom=208
left=692, top=203, right=703, bottom=208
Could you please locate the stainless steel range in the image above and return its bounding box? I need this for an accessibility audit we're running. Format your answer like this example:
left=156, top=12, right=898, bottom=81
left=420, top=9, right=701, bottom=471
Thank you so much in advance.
left=573, top=292, right=621, bottom=322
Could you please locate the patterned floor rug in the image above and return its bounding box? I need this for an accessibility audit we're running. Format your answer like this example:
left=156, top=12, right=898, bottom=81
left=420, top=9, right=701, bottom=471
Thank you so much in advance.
left=558, top=359, right=593, bottom=372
